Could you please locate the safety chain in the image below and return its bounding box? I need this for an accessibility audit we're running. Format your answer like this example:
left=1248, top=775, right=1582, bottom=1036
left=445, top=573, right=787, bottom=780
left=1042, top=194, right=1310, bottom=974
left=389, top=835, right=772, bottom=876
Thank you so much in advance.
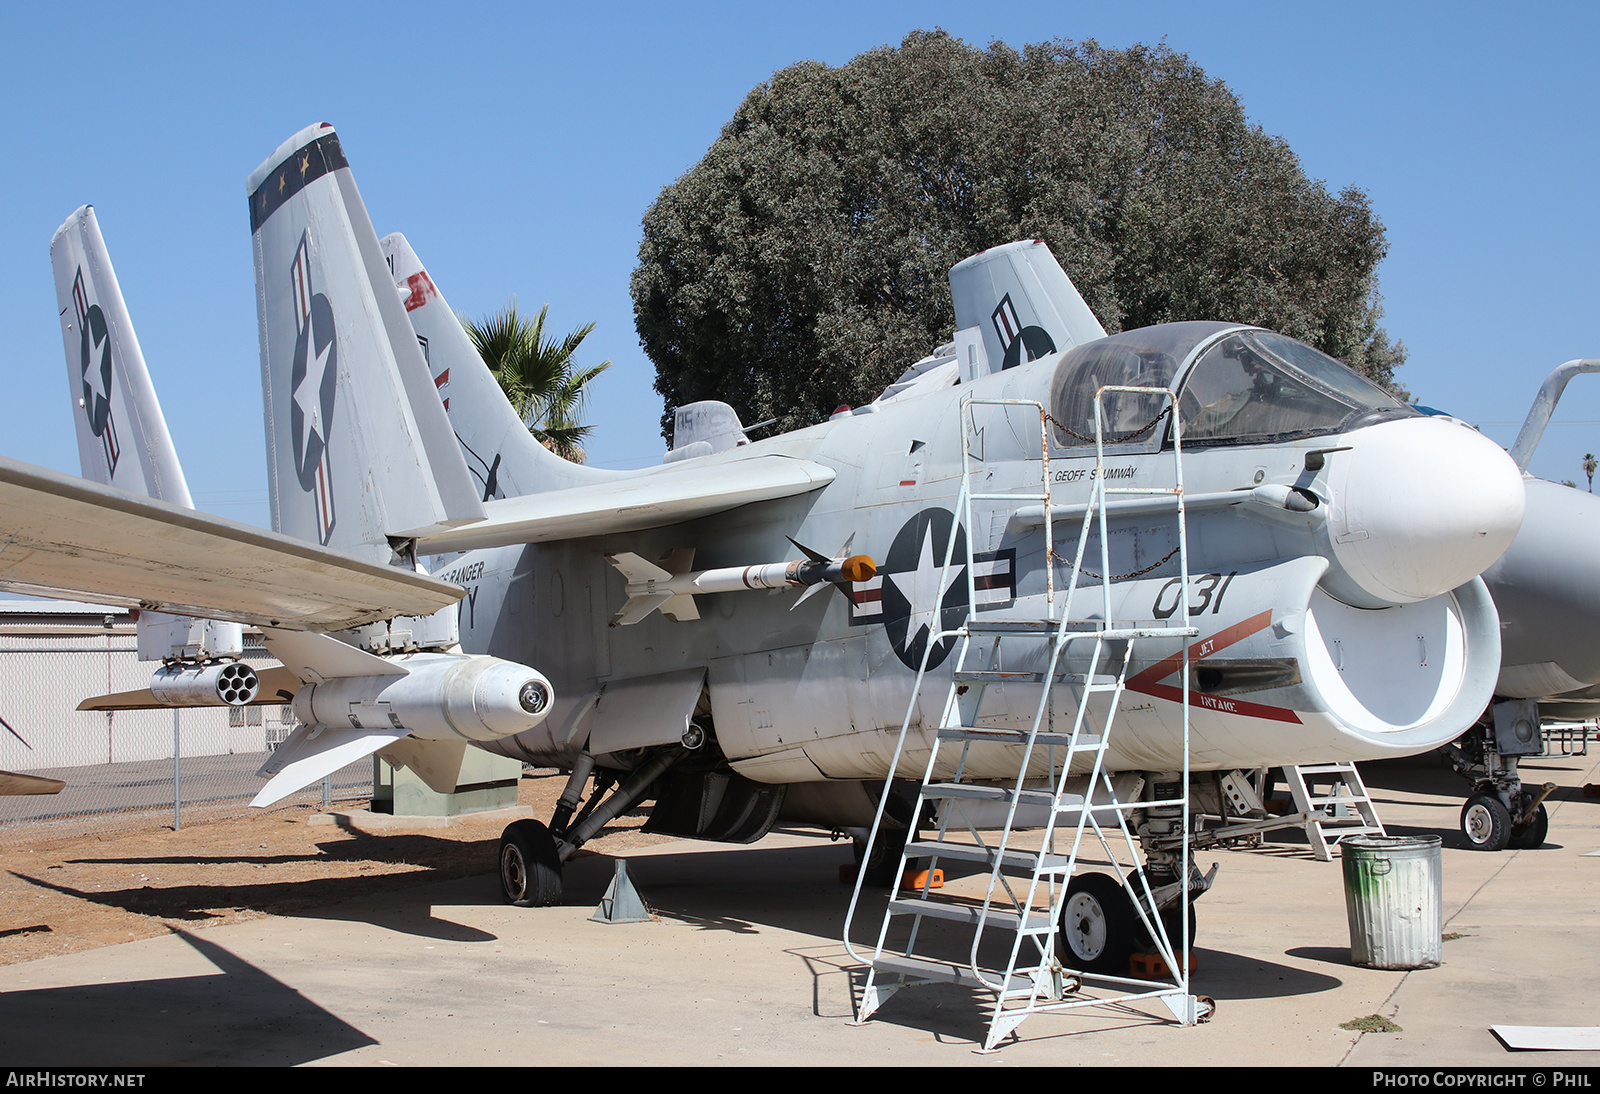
left=1043, top=405, right=1171, bottom=446
left=1050, top=544, right=1182, bottom=582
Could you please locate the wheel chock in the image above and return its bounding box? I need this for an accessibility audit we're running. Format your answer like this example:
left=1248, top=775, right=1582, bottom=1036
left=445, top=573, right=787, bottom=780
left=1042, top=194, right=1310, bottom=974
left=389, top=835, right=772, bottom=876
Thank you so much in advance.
left=836, top=864, right=944, bottom=889
left=1130, top=949, right=1196, bottom=979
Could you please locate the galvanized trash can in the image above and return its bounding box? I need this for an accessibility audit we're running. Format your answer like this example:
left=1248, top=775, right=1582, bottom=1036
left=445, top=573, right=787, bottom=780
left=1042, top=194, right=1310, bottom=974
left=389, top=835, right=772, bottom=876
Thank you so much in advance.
left=1341, top=835, right=1442, bottom=969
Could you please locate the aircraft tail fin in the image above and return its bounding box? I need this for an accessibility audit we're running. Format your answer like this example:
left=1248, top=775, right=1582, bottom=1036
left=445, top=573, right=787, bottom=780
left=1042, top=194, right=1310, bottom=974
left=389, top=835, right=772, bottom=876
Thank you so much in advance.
left=378, top=232, right=616, bottom=498
left=51, top=206, right=246, bottom=662
left=50, top=205, right=192, bottom=506
left=948, top=239, right=1108, bottom=375
left=665, top=402, right=749, bottom=462
left=247, top=124, right=485, bottom=563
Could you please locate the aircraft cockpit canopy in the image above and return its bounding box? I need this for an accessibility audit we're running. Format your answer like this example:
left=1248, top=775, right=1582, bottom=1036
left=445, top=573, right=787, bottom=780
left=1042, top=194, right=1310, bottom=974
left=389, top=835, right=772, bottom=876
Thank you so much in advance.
left=1048, top=321, right=1228, bottom=447
left=1177, top=330, right=1416, bottom=447
left=1049, top=322, right=1415, bottom=449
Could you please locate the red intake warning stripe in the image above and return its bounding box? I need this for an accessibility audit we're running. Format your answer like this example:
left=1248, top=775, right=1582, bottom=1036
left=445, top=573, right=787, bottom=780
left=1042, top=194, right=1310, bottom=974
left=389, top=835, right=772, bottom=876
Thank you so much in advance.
left=1125, top=610, right=1303, bottom=724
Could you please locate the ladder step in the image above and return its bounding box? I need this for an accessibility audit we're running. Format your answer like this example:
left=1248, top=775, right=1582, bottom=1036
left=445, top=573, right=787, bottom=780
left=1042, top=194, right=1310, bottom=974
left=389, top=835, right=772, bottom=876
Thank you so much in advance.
left=962, top=619, right=1078, bottom=634
left=1099, top=626, right=1200, bottom=639
left=1294, top=763, right=1360, bottom=775
left=868, top=954, right=1036, bottom=995
left=936, top=727, right=1103, bottom=750
left=952, top=670, right=1119, bottom=686
left=887, top=898, right=1054, bottom=933
left=958, top=618, right=1198, bottom=639
left=921, top=783, right=1056, bottom=806
left=905, top=840, right=1073, bottom=872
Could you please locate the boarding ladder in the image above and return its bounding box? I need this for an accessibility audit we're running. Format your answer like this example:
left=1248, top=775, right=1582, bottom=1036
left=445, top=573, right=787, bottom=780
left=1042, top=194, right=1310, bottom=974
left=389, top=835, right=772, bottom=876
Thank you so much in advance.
left=1283, top=763, right=1386, bottom=861
left=843, top=388, right=1208, bottom=1051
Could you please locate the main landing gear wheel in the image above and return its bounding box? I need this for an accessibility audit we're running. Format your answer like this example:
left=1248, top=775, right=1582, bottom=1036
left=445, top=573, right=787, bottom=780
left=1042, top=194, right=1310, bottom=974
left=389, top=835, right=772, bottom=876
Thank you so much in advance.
left=1508, top=803, right=1549, bottom=850
left=1461, top=794, right=1512, bottom=852
left=853, top=825, right=909, bottom=889
left=500, top=819, right=563, bottom=907
left=1059, top=872, right=1137, bottom=975
left=1146, top=903, right=1198, bottom=956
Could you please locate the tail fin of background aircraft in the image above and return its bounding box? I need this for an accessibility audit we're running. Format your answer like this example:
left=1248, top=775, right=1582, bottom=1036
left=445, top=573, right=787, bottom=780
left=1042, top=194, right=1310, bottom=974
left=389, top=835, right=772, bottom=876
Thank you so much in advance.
left=378, top=232, right=616, bottom=499
left=247, top=123, right=485, bottom=564
left=51, top=205, right=192, bottom=506
left=51, top=206, right=241, bottom=662
left=948, top=239, right=1108, bottom=373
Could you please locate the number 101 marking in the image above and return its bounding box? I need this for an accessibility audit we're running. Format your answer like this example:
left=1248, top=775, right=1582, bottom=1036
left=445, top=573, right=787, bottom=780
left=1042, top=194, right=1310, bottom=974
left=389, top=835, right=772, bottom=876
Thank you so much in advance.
left=1152, top=571, right=1237, bottom=619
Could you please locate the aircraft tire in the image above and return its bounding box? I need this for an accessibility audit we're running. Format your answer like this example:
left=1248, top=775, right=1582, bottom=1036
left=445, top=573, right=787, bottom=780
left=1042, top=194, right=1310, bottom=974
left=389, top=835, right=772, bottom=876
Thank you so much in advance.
left=1508, top=803, right=1549, bottom=850
left=1058, top=872, right=1137, bottom=975
left=1141, top=903, right=1198, bottom=956
left=500, top=819, right=562, bottom=907
left=853, top=825, right=909, bottom=889
left=1460, top=794, right=1512, bottom=851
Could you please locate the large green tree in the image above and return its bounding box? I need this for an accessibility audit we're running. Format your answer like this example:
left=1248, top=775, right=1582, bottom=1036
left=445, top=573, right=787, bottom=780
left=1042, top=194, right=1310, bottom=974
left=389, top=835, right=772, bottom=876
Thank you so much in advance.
left=464, top=301, right=610, bottom=463
left=633, top=30, right=1406, bottom=437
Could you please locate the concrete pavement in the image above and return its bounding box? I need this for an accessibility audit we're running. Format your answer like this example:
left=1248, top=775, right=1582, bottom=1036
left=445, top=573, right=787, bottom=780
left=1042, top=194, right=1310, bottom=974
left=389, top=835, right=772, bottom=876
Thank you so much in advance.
left=1, top=750, right=1596, bottom=1066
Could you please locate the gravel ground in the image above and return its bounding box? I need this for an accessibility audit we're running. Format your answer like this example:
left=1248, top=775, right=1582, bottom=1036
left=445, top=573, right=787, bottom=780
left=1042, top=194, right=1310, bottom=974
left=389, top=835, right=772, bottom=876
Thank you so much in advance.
left=0, top=769, right=674, bottom=967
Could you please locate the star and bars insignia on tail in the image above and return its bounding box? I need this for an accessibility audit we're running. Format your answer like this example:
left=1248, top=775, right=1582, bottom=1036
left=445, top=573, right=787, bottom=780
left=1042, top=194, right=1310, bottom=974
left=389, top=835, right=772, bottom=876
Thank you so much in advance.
left=70, top=267, right=120, bottom=477
left=288, top=231, right=338, bottom=546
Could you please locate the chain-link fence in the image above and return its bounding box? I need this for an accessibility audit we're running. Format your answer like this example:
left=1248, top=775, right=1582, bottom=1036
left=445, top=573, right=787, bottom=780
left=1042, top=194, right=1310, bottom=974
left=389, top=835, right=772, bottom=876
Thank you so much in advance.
left=0, top=603, right=371, bottom=842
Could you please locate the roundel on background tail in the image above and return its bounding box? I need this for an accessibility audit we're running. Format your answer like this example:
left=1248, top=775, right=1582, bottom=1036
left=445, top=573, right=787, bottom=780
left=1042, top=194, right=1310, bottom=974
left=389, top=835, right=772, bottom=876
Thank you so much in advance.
left=78, top=302, right=112, bottom=437
left=881, top=508, right=969, bottom=671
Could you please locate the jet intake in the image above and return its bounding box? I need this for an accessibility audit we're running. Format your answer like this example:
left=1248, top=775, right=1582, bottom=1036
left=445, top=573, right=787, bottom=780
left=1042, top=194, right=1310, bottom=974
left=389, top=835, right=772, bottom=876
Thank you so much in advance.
left=291, top=652, right=553, bottom=742
left=149, top=661, right=261, bottom=707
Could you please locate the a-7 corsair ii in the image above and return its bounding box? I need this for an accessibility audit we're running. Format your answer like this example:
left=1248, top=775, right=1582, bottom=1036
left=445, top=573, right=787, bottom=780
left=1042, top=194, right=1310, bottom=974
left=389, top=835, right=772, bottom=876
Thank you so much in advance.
left=6, top=124, right=1523, bottom=986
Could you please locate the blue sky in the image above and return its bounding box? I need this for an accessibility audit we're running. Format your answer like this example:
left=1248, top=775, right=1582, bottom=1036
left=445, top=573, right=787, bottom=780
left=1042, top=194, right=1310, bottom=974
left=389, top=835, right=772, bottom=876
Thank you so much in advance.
left=1, top=2, right=1596, bottom=527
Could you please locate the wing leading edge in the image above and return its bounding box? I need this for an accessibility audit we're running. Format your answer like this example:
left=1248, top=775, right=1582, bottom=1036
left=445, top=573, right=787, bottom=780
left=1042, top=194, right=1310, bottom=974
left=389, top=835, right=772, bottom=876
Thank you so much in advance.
left=411, top=453, right=837, bottom=553
left=0, top=455, right=462, bottom=630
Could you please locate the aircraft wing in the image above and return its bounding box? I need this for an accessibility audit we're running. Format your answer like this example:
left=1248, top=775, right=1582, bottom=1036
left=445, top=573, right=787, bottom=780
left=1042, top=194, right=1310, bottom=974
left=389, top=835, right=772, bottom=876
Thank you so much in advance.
left=0, top=455, right=463, bottom=630
left=411, top=454, right=837, bottom=553
left=0, top=770, right=65, bottom=796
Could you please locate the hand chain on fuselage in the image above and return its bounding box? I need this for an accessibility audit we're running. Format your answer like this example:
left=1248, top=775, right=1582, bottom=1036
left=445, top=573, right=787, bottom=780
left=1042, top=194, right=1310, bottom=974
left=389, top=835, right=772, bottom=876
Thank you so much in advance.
left=1043, top=405, right=1171, bottom=446
left=1050, top=544, right=1182, bottom=582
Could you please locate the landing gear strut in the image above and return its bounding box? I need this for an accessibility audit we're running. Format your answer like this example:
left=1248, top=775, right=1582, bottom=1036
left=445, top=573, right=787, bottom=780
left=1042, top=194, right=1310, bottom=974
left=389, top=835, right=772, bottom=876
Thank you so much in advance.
left=1446, top=699, right=1556, bottom=851
left=1057, top=775, right=1217, bottom=976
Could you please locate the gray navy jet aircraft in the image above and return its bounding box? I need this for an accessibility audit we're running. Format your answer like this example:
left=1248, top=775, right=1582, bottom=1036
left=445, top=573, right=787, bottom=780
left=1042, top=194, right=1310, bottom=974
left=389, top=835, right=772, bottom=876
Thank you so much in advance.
left=5, top=124, right=1530, bottom=956
left=1440, top=361, right=1600, bottom=851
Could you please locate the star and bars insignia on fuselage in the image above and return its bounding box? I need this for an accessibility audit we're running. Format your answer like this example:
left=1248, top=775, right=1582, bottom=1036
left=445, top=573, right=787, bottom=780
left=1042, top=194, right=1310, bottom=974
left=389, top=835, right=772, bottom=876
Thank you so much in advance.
left=849, top=507, right=1016, bottom=671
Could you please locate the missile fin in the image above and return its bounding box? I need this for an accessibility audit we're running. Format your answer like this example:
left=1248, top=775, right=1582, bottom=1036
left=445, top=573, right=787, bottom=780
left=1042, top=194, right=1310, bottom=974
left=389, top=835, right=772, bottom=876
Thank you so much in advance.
left=661, top=593, right=700, bottom=621
left=253, top=722, right=410, bottom=807
left=611, top=592, right=672, bottom=627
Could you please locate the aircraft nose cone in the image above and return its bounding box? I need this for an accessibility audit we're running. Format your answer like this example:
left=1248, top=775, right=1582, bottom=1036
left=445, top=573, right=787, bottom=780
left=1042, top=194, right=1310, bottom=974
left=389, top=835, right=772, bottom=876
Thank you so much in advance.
left=1324, top=416, right=1525, bottom=605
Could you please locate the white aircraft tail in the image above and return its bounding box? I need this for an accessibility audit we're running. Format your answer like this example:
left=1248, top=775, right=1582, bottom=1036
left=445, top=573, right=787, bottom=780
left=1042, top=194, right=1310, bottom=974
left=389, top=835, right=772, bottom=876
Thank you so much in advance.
left=51, top=206, right=242, bottom=662
left=948, top=239, right=1108, bottom=373
left=51, top=206, right=192, bottom=506
left=247, top=123, right=485, bottom=562
left=378, top=233, right=616, bottom=499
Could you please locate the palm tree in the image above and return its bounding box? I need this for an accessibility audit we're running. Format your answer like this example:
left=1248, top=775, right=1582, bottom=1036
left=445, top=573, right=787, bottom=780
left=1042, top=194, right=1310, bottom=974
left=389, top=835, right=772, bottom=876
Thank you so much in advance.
left=1585, top=453, right=1597, bottom=493
left=463, top=300, right=610, bottom=464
